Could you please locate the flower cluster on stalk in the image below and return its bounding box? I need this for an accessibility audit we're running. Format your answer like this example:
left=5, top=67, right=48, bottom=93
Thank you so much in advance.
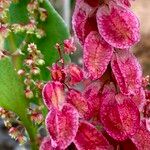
left=40, top=0, right=150, bottom=149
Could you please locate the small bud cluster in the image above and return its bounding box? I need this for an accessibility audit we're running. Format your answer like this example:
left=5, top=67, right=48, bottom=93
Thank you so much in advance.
left=49, top=42, right=82, bottom=86
left=28, top=105, right=44, bottom=125
left=0, top=0, right=47, bottom=39
left=18, top=43, right=45, bottom=99
left=0, top=107, right=15, bottom=128
left=0, top=0, right=11, bottom=19
left=9, top=126, right=27, bottom=145
left=0, top=107, right=27, bottom=144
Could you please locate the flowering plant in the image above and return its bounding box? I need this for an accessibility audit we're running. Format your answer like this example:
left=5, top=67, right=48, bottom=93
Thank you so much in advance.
left=0, top=0, right=150, bottom=150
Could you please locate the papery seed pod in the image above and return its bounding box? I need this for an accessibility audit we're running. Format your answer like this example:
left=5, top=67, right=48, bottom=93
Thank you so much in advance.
left=100, top=83, right=140, bottom=141
left=131, top=87, right=146, bottom=111
left=50, top=64, right=65, bottom=83
left=66, top=89, right=88, bottom=118
left=64, top=37, right=77, bottom=54
left=111, top=49, right=142, bottom=95
left=96, top=3, right=140, bottom=49
left=72, top=0, right=97, bottom=45
left=42, top=81, right=65, bottom=110
left=84, top=31, right=113, bottom=80
left=40, top=137, right=53, bottom=150
left=131, top=123, right=150, bottom=150
left=83, top=80, right=103, bottom=119
left=66, top=63, right=83, bottom=85
left=46, top=104, right=79, bottom=149
left=74, top=121, right=112, bottom=150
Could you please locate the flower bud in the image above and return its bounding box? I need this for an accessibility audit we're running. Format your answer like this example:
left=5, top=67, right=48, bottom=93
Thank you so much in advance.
left=50, top=64, right=65, bottom=82
left=17, top=69, right=25, bottom=76
left=64, top=37, right=76, bottom=54
left=36, top=59, right=45, bottom=66
left=31, top=67, right=40, bottom=75
left=66, top=64, right=83, bottom=85
left=25, top=88, right=34, bottom=99
left=39, top=8, right=48, bottom=21
left=24, top=58, right=34, bottom=66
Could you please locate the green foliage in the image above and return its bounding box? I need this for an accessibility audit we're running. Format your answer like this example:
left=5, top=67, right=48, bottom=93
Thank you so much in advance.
left=0, top=0, right=70, bottom=149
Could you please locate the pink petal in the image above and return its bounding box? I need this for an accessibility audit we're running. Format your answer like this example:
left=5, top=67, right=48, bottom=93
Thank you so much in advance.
left=100, top=83, right=140, bottom=141
left=131, top=87, right=146, bottom=110
left=115, top=94, right=140, bottom=136
left=65, top=64, right=83, bottom=85
left=96, top=4, right=140, bottom=49
left=131, top=124, right=150, bottom=150
left=42, top=81, right=65, bottom=110
left=84, top=31, right=113, bottom=80
left=66, top=89, right=88, bottom=118
left=83, top=80, right=103, bottom=119
left=74, top=121, right=111, bottom=150
left=111, top=49, right=142, bottom=95
left=72, top=0, right=97, bottom=45
left=46, top=104, right=79, bottom=149
left=40, top=137, right=53, bottom=150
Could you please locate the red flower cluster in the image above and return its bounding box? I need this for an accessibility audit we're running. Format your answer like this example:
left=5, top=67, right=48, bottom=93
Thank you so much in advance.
left=40, top=0, right=150, bottom=149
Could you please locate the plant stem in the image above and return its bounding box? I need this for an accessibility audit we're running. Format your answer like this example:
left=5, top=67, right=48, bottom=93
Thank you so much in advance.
left=20, top=114, right=38, bottom=150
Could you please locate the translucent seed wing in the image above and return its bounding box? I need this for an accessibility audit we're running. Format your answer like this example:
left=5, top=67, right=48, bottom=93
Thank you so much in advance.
left=74, top=121, right=111, bottom=150
left=131, top=124, right=150, bottom=150
left=42, top=81, right=65, bottom=110
left=111, top=49, right=142, bottom=95
left=84, top=31, right=113, bottom=80
left=100, top=84, right=140, bottom=141
left=72, top=0, right=97, bottom=45
left=66, top=89, right=88, bottom=118
left=96, top=4, right=140, bottom=48
left=40, top=137, right=53, bottom=150
left=46, top=104, right=79, bottom=149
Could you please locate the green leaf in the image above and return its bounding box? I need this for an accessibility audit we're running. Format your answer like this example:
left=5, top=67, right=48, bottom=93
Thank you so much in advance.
left=0, top=57, right=37, bottom=150
left=5, top=0, right=70, bottom=80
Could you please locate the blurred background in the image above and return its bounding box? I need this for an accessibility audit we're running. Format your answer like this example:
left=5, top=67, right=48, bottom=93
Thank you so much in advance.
left=0, top=0, right=150, bottom=149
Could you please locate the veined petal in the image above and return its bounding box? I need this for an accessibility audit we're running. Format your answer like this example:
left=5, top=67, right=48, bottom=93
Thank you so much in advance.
left=42, top=81, right=65, bottom=110
left=83, top=80, right=103, bottom=119
left=46, top=104, right=79, bottom=149
left=65, top=64, right=83, bottom=85
left=131, top=124, right=150, bottom=150
left=74, top=121, right=111, bottom=150
left=84, top=31, right=113, bottom=80
left=66, top=89, right=88, bottom=118
left=100, top=83, right=140, bottom=141
left=96, top=4, right=140, bottom=49
left=111, top=49, right=142, bottom=95
left=72, top=0, right=97, bottom=45
left=40, top=137, right=53, bottom=150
